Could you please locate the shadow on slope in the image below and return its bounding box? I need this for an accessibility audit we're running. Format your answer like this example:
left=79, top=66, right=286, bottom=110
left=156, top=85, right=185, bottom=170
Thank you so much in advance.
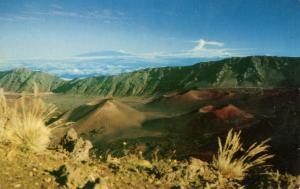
left=52, top=99, right=163, bottom=145
left=95, top=88, right=300, bottom=174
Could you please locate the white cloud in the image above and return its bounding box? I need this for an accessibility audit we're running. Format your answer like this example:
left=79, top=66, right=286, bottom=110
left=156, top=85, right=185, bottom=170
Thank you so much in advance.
left=0, top=37, right=247, bottom=78
left=0, top=15, right=41, bottom=22
left=137, top=38, right=240, bottom=59
left=0, top=56, right=151, bottom=78
left=37, top=9, right=122, bottom=23
left=44, top=4, right=122, bottom=23
left=0, top=5, right=123, bottom=24
left=173, top=38, right=242, bottom=58
left=193, top=38, right=224, bottom=51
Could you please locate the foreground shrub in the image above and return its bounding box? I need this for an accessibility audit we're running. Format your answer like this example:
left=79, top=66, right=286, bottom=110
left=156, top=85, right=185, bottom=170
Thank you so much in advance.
left=0, top=87, right=56, bottom=152
left=0, top=89, right=8, bottom=138
left=208, top=129, right=273, bottom=188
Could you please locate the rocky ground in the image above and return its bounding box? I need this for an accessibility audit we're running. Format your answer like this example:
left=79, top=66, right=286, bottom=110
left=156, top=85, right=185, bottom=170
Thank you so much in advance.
left=0, top=128, right=299, bottom=189
left=0, top=129, right=175, bottom=189
left=1, top=88, right=300, bottom=189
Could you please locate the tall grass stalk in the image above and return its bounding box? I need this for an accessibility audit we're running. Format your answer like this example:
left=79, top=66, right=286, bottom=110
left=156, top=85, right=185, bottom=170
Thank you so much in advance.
left=0, top=86, right=56, bottom=152
left=212, top=129, right=273, bottom=180
left=0, top=88, right=8, bottom=138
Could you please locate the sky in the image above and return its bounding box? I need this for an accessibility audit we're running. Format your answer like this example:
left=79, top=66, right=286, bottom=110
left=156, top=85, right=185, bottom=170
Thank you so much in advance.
left=0, top=0, right=299, bottom=78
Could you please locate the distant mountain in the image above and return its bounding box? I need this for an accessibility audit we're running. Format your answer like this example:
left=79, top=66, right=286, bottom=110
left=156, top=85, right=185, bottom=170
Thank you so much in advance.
left=0, top=68, right=65, bottom=92
left=1, top=56, right=299, bottom=95
left=76, top=50, right=133, bottom=57
left=54, top=56, right=300, bottom=96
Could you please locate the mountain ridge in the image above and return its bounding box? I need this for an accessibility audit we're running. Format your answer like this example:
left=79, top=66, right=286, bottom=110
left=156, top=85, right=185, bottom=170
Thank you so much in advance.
left=54, top=56, right=300, bottom=96
left=0, top=56, right=299, bottom=95
left=0, top=68, right=65, bottom=92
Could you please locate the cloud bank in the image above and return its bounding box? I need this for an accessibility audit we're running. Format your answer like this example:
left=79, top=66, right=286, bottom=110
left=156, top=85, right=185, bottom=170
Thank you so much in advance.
left=0, top=38, right=246, bottom=79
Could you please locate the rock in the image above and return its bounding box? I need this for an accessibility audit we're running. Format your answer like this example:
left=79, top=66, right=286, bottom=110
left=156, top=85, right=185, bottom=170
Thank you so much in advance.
left=51, top=164, right=87, bottom=187
left=14, top=184, right=21, bottom=188
left=187, top=157, right=205, bottom=178
left=61, top=128, right=78, bottom=152
left=187, top=157, right=213, bottom=181
left=98, top=179, right=109, bottom=189
left=44, top=177, right=52, bottom=183
left=50, top=165, right=69, bottom=186
left=81, top=177, right=109, bottom=189
left=66, top=166, right=83, bottom=188
left=50, top=164, right=108, bottom=189
left=60, top=128, right=93, bottom=161
left=65, top=128, right=78, bottom=141
left=72, top=138, right=93, bottom=161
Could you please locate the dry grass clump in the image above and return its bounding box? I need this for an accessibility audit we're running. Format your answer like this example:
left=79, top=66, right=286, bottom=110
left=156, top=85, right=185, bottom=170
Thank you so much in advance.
left=201, top=129, right=273, bottom=189
left=0, top=88, right=8, bottom=138
left=212, top=129, right=273, bottom=181
left=98, top=129, right=276, bottom=188
left=0, top=87, right=56, bottom=152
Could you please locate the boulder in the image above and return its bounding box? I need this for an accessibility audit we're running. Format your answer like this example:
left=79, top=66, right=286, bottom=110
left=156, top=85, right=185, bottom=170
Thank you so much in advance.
left=61, top=128, right=93, bottom=161
left=50, top=164, right=107, bottom=189
left=61, top=128, right=78, bottom=152
left=72, top=138, right=93, bottom=161
left=81, top=176, right=108, bottom=189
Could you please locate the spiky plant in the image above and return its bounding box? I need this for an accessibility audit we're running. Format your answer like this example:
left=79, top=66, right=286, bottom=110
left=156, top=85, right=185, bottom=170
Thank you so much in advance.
left=212, top=129, right=274, bottom=181
left=0, top=88, right=8, bottom=139
left=4, top=85, right=57, bottom=152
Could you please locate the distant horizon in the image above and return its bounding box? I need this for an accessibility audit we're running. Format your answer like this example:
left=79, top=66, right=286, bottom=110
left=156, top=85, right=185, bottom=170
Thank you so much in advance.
left=1, top=55, right=299, bottom=80
left=0, top=0, right=299, bottom=78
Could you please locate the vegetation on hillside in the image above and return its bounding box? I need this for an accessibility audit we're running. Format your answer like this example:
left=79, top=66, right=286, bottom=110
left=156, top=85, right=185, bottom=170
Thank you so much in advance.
left=54, top=56, right=300, bottom=96
left=0, top=68, right=65, bottom=92
left=1, top=56, right=299, bottom=95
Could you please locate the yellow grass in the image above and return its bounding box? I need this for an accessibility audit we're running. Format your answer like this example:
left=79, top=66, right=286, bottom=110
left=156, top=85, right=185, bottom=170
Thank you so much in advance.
left=212, top=129, right=274, bottom=181
left=0, top=88, right=8, bottom=138
left=0, top=86, right=57, bottom=152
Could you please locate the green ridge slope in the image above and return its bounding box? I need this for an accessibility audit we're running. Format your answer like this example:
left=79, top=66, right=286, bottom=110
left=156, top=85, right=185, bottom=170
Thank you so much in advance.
left=1, top=56, right=299, bottom=95
left=0, top=68, right=65, bottom=92
left=54, top=56, right=300, bottom=96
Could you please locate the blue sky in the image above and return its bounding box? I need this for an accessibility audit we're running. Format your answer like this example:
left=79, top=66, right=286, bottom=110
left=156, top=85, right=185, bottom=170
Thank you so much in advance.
left=0, top=0, right=299, bottom=78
